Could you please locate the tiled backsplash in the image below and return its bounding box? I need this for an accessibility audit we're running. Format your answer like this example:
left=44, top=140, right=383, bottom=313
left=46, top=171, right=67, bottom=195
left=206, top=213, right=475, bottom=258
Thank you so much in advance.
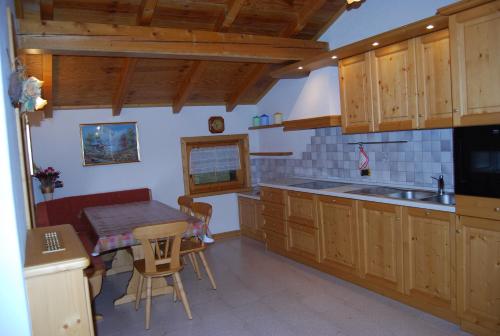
left=251, top=127, right=454, bottom=189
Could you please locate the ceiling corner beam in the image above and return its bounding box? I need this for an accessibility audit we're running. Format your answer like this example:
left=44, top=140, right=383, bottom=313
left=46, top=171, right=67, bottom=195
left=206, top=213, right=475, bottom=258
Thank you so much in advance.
left=112, top=58, right=137, bottom=116
left=220, top=0, right=245, bottom=31
left=137, top=0, right=159, bottom=26
left=41, top=54, right=53, bottom=118
left=282, top=0, right=327, bottom=36
left=172, top=61, right=207, bottom=114
left=15, top=0, right=24, bottom=19
left=40, top=0, right=54, bottom=20
left=226, top=64, right=269, bottom=112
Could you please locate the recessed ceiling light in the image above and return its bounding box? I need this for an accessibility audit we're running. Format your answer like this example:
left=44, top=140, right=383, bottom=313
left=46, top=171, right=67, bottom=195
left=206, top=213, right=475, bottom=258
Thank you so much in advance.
left=426, top=24, right=435, bottom=30
left=298, top=66, right=304, bottom=70
left=331, top=55, right=338, bottom=59
left=372, top=42, right=379, bottom=47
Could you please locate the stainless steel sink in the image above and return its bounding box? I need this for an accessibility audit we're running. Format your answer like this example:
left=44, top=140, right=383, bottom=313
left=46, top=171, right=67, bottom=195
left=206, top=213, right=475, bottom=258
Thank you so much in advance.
left=386, top=190, right=435, bottom=200
left=421, top=194, right=456, bottom=206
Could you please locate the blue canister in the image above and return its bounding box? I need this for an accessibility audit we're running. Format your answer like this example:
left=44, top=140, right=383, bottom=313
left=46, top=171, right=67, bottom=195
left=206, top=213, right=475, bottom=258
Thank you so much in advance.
left=252, top=115, right=260, bottom=127
left=260, top=114, right=270, bottom=126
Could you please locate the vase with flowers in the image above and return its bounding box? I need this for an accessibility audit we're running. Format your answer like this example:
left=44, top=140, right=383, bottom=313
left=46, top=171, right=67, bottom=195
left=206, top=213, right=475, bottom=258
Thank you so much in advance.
left=34, top=166, right=61, bottom=201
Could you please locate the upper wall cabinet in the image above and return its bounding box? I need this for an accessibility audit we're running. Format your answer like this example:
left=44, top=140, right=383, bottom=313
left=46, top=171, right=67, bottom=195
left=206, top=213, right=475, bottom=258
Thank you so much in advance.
left=371, top=40, right=418, bottom=132
left=415, top=30, right=453, bottom=129
left=339, top=53, right=374, bottom=133
left=339, top=30, right=453, bottom=134
left=449, top=1, right=500, bottom=126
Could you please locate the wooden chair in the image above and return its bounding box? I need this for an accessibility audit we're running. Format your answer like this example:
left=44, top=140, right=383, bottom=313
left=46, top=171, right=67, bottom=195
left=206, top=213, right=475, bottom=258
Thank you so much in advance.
left=177, top=195, right=193, bottom=215
left=132, top=221, right=192, bottom=330
left=180, top=202, right=217, bottom=290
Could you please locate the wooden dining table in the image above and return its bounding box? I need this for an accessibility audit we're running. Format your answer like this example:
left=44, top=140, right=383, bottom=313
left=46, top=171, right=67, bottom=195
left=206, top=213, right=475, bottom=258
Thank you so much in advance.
left=84, top=200, right=202, bottom=306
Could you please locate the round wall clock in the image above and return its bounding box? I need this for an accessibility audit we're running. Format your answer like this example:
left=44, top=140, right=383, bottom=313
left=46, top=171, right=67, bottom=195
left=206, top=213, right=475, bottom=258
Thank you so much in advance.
left=208, top=116, right=225, bottom=134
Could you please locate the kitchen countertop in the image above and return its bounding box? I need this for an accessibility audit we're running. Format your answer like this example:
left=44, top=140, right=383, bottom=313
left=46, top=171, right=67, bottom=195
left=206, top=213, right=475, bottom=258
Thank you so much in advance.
left=257, top=177, right=455, bottom=213
left=237, top=187, right=261, bottom=200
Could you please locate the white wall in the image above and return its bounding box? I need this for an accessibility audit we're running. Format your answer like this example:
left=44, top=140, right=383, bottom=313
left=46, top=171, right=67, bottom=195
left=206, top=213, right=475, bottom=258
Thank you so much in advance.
left=257, top=0, right=456, bottom=154
left=31, top=105, right=259, bottom=234
left=0, top=1, right=31, bottom=335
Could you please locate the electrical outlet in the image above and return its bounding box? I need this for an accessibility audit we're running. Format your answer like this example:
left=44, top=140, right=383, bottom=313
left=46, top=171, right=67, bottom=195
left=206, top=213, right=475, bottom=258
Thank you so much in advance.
left=361, top=169, right=370, bottom=176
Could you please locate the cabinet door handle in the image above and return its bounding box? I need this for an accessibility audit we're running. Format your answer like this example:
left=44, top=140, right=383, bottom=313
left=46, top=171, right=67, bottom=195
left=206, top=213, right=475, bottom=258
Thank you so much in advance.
left=453, top=108, right=460, bottom=113
left=425, top=211, right=431, bottom=215
left=456, top=229, right=461, bottom=234
left=495, top=207, right=500, bottom=212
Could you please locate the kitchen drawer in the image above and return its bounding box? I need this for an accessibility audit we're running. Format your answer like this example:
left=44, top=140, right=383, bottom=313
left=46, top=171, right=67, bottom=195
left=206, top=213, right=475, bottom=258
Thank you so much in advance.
left=262, top=215, right=286, bottom=235
left=264, top=230, right=288, bottom=254
left=262, top=201, right=285, bottom=219
left=287, top=222, right=320, bottom=263
left=456, top=195, right=500, bottom=221
left=261, top=187, right=284, bottom=205
left=286, top=191, right=317, bottom=228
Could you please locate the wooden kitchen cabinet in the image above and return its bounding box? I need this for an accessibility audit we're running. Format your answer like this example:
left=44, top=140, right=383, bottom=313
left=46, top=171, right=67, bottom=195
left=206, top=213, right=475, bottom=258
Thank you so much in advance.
left=456, top=215, right=500, bottom=336
left=238, top=196, right=264, bottom=242
left=358, top=201, right=404, bottom=294
left=287, top=221, right=320, bottom=263
left=449, top=0, right=500, bottom=126
left=370, top=40, right=418, bottom=132
left=285, top=191, right=317, bottom=228
left=415, top=29, right=453, bottom=129
left=261, top=187, right=287, bottom=255
left=403, top=207, right=456, bottom=317
left=317, top=196, right=359, bottom=276
left=339, top=53, right=374, bottom=134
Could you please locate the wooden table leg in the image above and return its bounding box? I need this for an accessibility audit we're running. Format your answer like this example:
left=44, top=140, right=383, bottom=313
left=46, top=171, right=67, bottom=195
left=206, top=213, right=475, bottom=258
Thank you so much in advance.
left=106, top=249, right=133, bottom=276
left=114, top=246, right=172, bottom=306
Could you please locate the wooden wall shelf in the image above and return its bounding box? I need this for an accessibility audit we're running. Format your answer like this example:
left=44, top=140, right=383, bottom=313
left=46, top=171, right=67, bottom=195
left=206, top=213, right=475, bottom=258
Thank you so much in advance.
left=283, top=115, right=341, bottom=131
left=248, top=124, right=283, bottom=130
left=271, top=15, right=449, bottom=79
left=250, top=152, right=293, bottom=156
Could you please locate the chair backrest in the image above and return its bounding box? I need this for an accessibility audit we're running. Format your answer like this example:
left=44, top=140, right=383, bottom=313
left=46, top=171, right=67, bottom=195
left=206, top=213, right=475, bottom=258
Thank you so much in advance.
left=177, top=195, right=194, bottom=215
left=132, top=221, right=188, bottom=273
left=191, top=202, right=212, bottom=237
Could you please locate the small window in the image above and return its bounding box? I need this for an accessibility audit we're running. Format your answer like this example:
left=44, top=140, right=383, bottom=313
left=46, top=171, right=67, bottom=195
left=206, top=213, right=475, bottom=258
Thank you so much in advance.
left=181, top=134, right=251, bottom=197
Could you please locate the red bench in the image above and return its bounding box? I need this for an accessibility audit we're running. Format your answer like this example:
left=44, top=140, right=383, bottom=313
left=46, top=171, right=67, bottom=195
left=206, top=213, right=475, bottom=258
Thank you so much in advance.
left=35, top=188, right=152, bottom=296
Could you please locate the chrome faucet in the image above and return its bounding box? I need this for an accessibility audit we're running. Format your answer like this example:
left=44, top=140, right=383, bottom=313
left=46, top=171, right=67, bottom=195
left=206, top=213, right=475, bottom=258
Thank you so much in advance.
left=431, top=175, right=445, bottom=195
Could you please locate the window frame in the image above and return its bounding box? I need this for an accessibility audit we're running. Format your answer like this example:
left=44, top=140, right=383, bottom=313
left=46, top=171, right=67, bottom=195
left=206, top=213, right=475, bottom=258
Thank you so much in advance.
left=180, top=134, right=251, bottom=197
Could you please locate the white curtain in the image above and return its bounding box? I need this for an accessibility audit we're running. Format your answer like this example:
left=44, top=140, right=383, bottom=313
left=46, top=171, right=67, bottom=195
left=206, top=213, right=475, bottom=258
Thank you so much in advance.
left=189, top=145, right=241, bottom=174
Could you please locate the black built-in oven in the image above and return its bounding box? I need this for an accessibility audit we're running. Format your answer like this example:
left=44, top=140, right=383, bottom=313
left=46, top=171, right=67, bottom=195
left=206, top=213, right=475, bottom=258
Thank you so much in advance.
left=453, top=125, right=500, bottom=198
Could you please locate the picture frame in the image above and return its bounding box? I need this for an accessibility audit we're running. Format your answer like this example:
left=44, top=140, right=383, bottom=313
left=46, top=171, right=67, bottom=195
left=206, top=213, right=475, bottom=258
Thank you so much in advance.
left=80, top=122, right=141, bottom=166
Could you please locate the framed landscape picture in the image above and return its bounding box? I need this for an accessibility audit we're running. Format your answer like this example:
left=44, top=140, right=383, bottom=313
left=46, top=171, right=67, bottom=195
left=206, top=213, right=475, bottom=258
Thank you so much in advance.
left=80, top=122, right=140, bottom=166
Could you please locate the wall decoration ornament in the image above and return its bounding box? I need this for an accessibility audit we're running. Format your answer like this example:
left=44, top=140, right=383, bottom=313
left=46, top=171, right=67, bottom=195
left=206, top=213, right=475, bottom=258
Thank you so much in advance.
left=208, top=116, right=225, bottom=134
left=8, top=59, right=47, bottom=112
left=80, top=122, right=140, bottom=166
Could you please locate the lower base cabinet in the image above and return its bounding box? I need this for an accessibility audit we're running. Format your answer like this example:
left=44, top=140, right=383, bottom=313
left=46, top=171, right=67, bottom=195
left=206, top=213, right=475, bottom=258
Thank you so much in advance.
left=358, top=201, right=405, bottom=294
left=238, top=196, right=264, bottom=242
left=287, top=222, right=320, bottom=262
left=403, top=207, right=457, bottom=319
left=456, top=215, right=500, bottom=336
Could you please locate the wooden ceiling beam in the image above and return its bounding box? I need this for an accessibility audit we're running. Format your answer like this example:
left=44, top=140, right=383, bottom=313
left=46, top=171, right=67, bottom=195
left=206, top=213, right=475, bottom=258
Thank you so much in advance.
left=39, top=0, right=54, bottom=20
left=112, top=58, right=137, bottom=116
left=172, top=61, right=207, bottom=113
left=136, top=0, right=159, bottom=26
left=220, top=0, right=245, bottom=31
left=41, top=54, right=53, bottom=118
left=224, top=0, right=327, bottom=111
left=17, top=20, right=327, bottom=63
left=226, top=64, right=269, bottom=112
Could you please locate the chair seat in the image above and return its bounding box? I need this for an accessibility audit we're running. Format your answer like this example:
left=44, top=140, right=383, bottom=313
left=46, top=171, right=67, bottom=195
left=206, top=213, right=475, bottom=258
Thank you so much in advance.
left=133, top=259, right=182, bottom=277
left=180, top=238, right=206, bottom=254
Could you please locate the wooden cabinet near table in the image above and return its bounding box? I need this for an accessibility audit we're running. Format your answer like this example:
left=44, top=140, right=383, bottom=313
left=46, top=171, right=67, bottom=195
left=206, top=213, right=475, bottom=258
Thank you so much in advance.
left=358, top=201, right=405, bottom=294
left=237, top=196, right=264, bottom=242
left=317, top=196, right=358, bottom=276
left=402, top=207, right=457, bottom=319
left=24, top=224, right=95, bottom=336
left=449, top=0, right=500, bottom=127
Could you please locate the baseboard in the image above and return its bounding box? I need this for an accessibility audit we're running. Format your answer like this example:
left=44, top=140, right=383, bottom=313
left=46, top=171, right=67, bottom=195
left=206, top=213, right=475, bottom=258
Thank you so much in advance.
left=212, top=230, right=241, bottom=240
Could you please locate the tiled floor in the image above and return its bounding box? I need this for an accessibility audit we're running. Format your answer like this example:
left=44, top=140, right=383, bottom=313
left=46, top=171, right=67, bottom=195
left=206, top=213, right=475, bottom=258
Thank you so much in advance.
left=94, top=237, right=469, bottom=336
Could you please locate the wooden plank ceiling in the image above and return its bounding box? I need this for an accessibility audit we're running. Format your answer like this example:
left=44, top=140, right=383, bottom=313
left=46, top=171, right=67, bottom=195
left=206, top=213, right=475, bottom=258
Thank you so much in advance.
left=16, top=0, right=346, bottom=115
